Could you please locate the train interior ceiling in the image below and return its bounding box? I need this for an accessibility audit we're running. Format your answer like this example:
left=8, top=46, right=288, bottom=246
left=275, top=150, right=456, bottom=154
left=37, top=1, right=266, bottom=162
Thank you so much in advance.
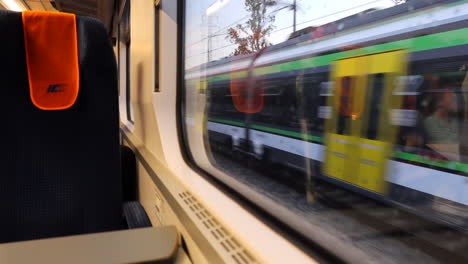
left=3, top=0, right=468, bottom=263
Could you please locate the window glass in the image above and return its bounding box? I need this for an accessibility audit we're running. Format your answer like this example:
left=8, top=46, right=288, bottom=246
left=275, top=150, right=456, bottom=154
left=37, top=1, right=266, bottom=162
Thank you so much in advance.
left=182, top=0, right=468, bottom=262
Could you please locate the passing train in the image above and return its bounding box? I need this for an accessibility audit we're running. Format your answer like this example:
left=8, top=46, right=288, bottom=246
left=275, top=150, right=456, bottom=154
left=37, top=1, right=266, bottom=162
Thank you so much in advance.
left=0, top=0, right=318, bottom=263
left=2, top=0, right=468, bottom=263
left=185, top=0, right=468, bottom=226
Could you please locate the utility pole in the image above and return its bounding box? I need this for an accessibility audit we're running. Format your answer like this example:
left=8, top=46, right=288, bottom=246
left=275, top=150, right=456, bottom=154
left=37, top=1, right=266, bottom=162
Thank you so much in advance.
left=270, top=0, right=298, bottom=33
left=203, top=15, right=219, bottom=63
left=208, top=15, right=212, bottom=63
left=293, top=0, right=296, bottom=32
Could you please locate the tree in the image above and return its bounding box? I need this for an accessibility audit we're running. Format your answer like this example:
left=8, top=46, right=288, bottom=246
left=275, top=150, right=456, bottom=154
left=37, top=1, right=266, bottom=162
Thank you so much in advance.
left=226, top=0, right=277, bottom=56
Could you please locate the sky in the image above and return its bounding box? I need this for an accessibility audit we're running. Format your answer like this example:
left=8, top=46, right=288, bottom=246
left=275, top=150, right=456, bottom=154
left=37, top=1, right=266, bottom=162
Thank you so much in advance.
left=184, top=0, right=401, bottom=70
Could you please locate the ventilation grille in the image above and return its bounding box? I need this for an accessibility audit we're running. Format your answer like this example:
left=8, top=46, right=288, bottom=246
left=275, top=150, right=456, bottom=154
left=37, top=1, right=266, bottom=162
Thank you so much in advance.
left=151, top=187, right=164, bottom=226
left=178, top=191, right=258, bottom=264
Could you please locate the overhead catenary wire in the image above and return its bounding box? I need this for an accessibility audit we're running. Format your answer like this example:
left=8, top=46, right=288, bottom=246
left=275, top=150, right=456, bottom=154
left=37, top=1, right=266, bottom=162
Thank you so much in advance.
left=186, top=0, right=392, bottom=60
left=186, top=1, right=297, bottom=48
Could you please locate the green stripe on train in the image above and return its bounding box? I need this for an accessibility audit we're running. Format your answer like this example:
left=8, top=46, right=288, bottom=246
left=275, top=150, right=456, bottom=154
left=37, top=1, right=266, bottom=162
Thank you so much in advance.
left=392, top=151, right=468, bottom=173
left=250, top=124, right=323, bottom=143
left=205, top=28, right=468, bottom=83
left=208, top=118, right=468, bottom=173
left=208, top=117, right=245, bottom=127
left=208, top=117, right=323, bottom=143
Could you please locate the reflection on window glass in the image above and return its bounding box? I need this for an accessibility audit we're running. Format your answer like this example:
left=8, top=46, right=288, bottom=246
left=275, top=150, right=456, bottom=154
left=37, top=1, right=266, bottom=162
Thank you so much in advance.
left=182, top=0, right=468, bottom=262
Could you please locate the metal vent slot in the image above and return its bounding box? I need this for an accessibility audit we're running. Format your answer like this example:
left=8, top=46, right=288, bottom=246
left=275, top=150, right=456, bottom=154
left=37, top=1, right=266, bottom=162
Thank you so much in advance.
left=178, top=191, right=258, bottom=264
left=151, top=187, right=164, bottom=226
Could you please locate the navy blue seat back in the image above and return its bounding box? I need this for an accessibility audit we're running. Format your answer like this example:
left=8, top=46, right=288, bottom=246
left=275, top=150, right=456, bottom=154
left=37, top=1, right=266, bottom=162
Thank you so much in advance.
left=0, top=10, right=122, bottom=243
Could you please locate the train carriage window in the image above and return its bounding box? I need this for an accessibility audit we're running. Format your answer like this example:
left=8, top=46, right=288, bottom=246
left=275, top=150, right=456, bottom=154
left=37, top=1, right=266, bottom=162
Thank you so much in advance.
left=397, top=61, right=468, bottom=163
left=391, top=75, right=422, bottom=128
left=295, top=73, right=330, bottom=134
left=255, top=77, right=296, bottom=127
left=317, top=80, right=334, bottom=131
left=180, top=0, right=468, bottom=262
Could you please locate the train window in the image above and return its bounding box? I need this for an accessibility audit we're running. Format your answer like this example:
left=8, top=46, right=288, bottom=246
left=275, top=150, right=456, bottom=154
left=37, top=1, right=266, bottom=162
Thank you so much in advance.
left=318, top=80, right=334, bottom=129
left=119, top=0, right=134, bottom=124
left=337, top=76, right=353, bottom=135
left=396, top=63, right=468, bottom=163
left=181, top=0, right=468, bottom=262
left=154, top=2, right=160, bottom=92
left=365, top=73, right=385, bottom=140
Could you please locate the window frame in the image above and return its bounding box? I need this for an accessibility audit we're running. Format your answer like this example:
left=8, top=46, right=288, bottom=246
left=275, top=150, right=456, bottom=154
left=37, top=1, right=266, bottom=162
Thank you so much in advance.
left=117, top=0, right=134, bottom=127
left=154, top=1, right=161, bottom=93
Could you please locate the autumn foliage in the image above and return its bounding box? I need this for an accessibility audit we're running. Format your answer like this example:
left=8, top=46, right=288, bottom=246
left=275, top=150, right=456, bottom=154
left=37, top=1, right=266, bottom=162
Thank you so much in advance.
left=226, top=0, right=277, bottom=55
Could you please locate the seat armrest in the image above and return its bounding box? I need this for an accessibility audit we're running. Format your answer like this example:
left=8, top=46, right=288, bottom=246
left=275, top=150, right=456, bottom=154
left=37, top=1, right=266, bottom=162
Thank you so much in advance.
left=121, top=145, right=137, bottom=201
left=0, top=227, right=178, bottom=264
left=123, top=201, right=153, bottom=229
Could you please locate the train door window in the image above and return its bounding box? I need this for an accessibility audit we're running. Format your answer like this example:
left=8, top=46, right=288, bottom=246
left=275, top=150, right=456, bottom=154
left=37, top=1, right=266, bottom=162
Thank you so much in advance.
left=337, top=76, right=353, bottom=135
left=365, top=73, right=385, bottom=140
left=119, top=0, right=133, bottom=124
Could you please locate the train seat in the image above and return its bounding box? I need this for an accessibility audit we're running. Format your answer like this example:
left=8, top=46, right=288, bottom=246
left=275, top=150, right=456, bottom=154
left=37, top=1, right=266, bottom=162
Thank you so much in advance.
left=0, top=10, right=149, bottom=243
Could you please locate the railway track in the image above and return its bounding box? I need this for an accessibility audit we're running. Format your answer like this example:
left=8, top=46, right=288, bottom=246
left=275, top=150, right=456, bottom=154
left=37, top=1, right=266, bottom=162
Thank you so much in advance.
left=315, top=180, right=468, bottom=263
left=211, top=141, right=468, bottom=263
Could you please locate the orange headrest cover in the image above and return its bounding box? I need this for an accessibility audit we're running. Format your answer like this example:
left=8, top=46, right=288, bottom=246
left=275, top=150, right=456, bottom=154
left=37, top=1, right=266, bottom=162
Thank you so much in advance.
left=22, top=11, right=79, bottom=110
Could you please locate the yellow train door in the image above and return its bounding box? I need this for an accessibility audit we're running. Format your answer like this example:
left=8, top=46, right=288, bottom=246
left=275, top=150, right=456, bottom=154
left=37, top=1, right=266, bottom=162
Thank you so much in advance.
left=323, top=50, right=406, bottom=194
